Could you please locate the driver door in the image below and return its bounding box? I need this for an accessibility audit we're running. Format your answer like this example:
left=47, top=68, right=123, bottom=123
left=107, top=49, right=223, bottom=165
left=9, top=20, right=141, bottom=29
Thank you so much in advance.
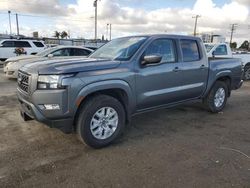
left=135, top=38, right=184, bottom=111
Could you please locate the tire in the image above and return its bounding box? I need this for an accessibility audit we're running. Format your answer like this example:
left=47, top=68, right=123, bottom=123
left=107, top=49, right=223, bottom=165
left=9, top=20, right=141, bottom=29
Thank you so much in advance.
left=203, top=81, right=228, bottom=113
left=76, top=94, right=125, bottom=148
left=243, top=65, right=250, bottom=80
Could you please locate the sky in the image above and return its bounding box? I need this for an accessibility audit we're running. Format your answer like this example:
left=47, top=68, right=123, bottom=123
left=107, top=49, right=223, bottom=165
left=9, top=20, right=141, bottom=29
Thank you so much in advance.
left=0, top=0, right=249, bottom=46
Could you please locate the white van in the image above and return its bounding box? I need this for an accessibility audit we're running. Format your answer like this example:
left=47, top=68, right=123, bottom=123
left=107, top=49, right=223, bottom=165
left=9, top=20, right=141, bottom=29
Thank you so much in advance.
left=0, top=39, right=46, bottom=61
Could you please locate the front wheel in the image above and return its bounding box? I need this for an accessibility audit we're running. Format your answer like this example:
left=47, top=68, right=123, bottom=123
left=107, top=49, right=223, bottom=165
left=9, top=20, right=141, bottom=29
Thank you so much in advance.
left=203, top=81, right=228, bottom=113
left=243, top=66, right=250, bottom=80
left=76, top=95, right=125, bottom=148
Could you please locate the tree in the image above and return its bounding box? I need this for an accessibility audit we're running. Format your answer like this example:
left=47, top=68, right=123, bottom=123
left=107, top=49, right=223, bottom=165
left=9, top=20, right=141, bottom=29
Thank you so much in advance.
left=60, top=31, right=68, bottom=39
left=230, top=42, right=237, bottom=49
left=239, top=40, right=249, bottom=50
left=53, top=31, right=60, bottom=39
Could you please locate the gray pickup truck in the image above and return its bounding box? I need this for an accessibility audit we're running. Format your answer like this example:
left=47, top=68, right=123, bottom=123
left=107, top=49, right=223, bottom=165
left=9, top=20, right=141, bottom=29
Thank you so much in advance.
left=17, top=34, right=243, bottom=148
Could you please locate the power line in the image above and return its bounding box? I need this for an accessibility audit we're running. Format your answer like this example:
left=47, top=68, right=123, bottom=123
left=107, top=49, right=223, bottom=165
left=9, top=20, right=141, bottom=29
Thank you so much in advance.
left=0, top=12, right=92, bottom=23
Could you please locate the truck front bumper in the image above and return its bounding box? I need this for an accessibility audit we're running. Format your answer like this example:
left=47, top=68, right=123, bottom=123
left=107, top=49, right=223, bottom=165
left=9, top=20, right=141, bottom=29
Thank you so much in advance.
left=17, top=89, right=74, bottom=133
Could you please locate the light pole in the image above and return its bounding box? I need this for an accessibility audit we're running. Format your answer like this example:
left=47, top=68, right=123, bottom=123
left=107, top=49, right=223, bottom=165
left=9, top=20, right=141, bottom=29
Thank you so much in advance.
left=109, top=23, right=112, bottom=40
left=8, top=10, right=12, bottom=35
left=106, top=23, right=109, bottom=40
left=192, top=15, right=201, bottom=36
left=16, top=13, right=19, bottom=36
left=93, top=0, right=100, bottom=40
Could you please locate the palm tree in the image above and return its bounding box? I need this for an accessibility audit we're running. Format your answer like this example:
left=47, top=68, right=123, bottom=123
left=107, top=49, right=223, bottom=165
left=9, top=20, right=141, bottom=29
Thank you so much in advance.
left=53, top=31, right=60, bottom=39
left=60, top=31, right=68, bottom=39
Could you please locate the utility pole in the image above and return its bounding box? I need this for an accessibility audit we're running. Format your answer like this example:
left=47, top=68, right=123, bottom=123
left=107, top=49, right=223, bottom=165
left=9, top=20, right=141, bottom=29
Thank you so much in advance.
left=229, top=23, right=238, bottom=45
left=93, top=0, right=100, bottom=40
left=106, top=23, right=109, bottom=40
left=8, top=10, right=12, bottom=35
left=16, top=13, right=19, bottom=35
left=109, top=23, right=112, bottom=41
left=192, top=15, right=201, bottom=36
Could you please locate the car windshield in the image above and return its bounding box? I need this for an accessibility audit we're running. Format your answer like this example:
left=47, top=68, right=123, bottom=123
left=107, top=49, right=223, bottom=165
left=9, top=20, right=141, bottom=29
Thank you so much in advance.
left=204, top=44, right=214, bottom=53
left=36, top=47, right=58, bottom=57
left=89, top=36, right=148, bottom=61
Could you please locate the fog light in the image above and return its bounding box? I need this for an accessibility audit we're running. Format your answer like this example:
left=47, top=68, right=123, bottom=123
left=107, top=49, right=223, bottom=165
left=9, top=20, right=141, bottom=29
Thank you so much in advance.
left=44, top=104, right=60, bottom=110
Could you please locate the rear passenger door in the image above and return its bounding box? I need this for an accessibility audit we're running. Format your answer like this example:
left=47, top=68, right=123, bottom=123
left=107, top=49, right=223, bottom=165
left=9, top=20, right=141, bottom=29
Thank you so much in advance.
left=14, top=41, right=32, bottom=55
left=176, top=39, right=209, bottom=100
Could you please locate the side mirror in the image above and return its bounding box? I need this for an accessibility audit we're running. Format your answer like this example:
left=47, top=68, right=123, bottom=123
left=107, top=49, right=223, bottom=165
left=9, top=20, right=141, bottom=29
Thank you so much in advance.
left=48, top=54, right=53, bottom=58
left=142, top=55, right=162, bottom=65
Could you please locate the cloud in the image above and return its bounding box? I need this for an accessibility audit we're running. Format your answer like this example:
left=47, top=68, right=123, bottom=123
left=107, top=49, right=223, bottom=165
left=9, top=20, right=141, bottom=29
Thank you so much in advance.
left=0, top=0, right=75, bottom=16
left=58, top=0, right=249, bottom=44
left=0, top=0, right=249, bottom=45
left=233, top=0, right=250, bottom=7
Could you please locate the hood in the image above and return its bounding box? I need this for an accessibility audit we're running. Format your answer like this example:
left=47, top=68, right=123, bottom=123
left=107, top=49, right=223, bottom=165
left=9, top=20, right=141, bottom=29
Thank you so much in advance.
left=21, top=57, right=121, bottom=74
left=6, top=55, right=37, bottom=62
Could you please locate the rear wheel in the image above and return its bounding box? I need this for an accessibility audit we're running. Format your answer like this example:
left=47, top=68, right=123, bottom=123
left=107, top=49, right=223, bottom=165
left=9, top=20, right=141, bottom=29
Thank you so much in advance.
left=203, top=81, right=228, bottom=113
left=76, top=95, right=125, bottom=148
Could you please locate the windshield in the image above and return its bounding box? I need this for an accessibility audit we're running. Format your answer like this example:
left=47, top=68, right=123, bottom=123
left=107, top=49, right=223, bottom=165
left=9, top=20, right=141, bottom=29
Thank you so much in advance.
left=89, top=36, right=148, bottom=61
left=204, top=44, right=214, bottom=53
left=36, top=47, right=58, bottom=57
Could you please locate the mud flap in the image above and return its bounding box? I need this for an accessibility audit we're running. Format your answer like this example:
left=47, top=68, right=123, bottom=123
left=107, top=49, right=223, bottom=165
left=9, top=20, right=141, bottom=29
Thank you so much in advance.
left=20, top=111, right=33, bottom=121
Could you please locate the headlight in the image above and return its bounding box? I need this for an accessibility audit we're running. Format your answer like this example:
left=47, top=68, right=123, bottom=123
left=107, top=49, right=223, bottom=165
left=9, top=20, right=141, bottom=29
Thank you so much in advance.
left=5, top=61, right=14, bottom=67
left=37, top=74, right=74, bottom=89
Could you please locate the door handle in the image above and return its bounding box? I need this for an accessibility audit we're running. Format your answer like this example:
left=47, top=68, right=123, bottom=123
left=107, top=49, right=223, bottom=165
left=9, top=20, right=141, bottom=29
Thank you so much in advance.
left=200, top=64, right=205, bottom=69
left=173, top=67, right=180, bottom=72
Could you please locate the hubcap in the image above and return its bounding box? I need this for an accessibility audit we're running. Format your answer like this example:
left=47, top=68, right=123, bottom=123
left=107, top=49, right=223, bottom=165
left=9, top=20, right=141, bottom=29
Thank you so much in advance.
left=90, top=107, right=118, bottom=140
left=214, top=88, right=226, bottom=108
left=245, top=68, right=250, bottom=80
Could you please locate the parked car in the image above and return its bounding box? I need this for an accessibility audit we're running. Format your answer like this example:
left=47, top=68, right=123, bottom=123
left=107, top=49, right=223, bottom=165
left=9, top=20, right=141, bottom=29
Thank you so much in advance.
left=205, top=43, right=250, bottom=80
left=4, top=46, right=93, bottom=78
left=0, top=39, right=46, bottom=61
left=18, top=34, right=243, bottom=148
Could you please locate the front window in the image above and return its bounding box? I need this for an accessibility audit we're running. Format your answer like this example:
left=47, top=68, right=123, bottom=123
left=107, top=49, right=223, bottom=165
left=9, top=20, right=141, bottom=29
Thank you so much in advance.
left=144, top=39, right=176, bottom=63
left=36, top=47, right=59, bottom=57
left=89, top=36, right=148, bottom=61
left=1, top=41, right=14, bottom=47
left=214, top=45, right=227, bottom=56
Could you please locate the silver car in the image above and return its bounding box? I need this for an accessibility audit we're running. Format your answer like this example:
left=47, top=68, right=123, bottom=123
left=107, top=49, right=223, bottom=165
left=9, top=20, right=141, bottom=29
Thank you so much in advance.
left=4, top=46, right=93, bottom=78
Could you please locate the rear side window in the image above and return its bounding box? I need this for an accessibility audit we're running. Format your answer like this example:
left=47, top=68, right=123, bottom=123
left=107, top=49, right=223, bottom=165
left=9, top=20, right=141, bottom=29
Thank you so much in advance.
left=214, top=45, right=227, bottom=55
left=181, top=39, right=200, bottom=62
left=33, top=42, right=44, bottom=47
left=14, top=41, right=31, bottom=48
left=145, top=39, right=176, bottom=63
left=1, top=41, right=14, bottom=47
left=71, top=48, right=92, bottom=56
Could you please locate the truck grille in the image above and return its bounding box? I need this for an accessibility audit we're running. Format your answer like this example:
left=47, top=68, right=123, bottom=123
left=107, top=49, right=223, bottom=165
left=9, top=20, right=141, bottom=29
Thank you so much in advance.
left=18, top=71, right=30, bottom=93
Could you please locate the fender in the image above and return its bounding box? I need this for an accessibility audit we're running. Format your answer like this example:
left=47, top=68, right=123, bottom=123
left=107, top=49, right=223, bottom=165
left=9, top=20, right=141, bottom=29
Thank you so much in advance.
left=215, top=70, right=232, bottom=80
left=203, top=70, right=232, bottom=97
left=73, top=79, right=135, bottom=115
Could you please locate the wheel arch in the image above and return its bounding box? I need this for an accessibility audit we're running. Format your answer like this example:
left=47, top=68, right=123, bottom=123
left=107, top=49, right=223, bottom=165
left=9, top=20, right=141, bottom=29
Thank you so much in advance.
left=73, top=80, right=134, bottom=128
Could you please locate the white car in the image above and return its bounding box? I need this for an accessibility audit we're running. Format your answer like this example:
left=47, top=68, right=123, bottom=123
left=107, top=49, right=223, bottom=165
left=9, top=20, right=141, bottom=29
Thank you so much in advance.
left=0, top=39, right=46, bottom=61
left=4, top=46, right=93, bottom=78
left=205, top=43, right=250, bottom=80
